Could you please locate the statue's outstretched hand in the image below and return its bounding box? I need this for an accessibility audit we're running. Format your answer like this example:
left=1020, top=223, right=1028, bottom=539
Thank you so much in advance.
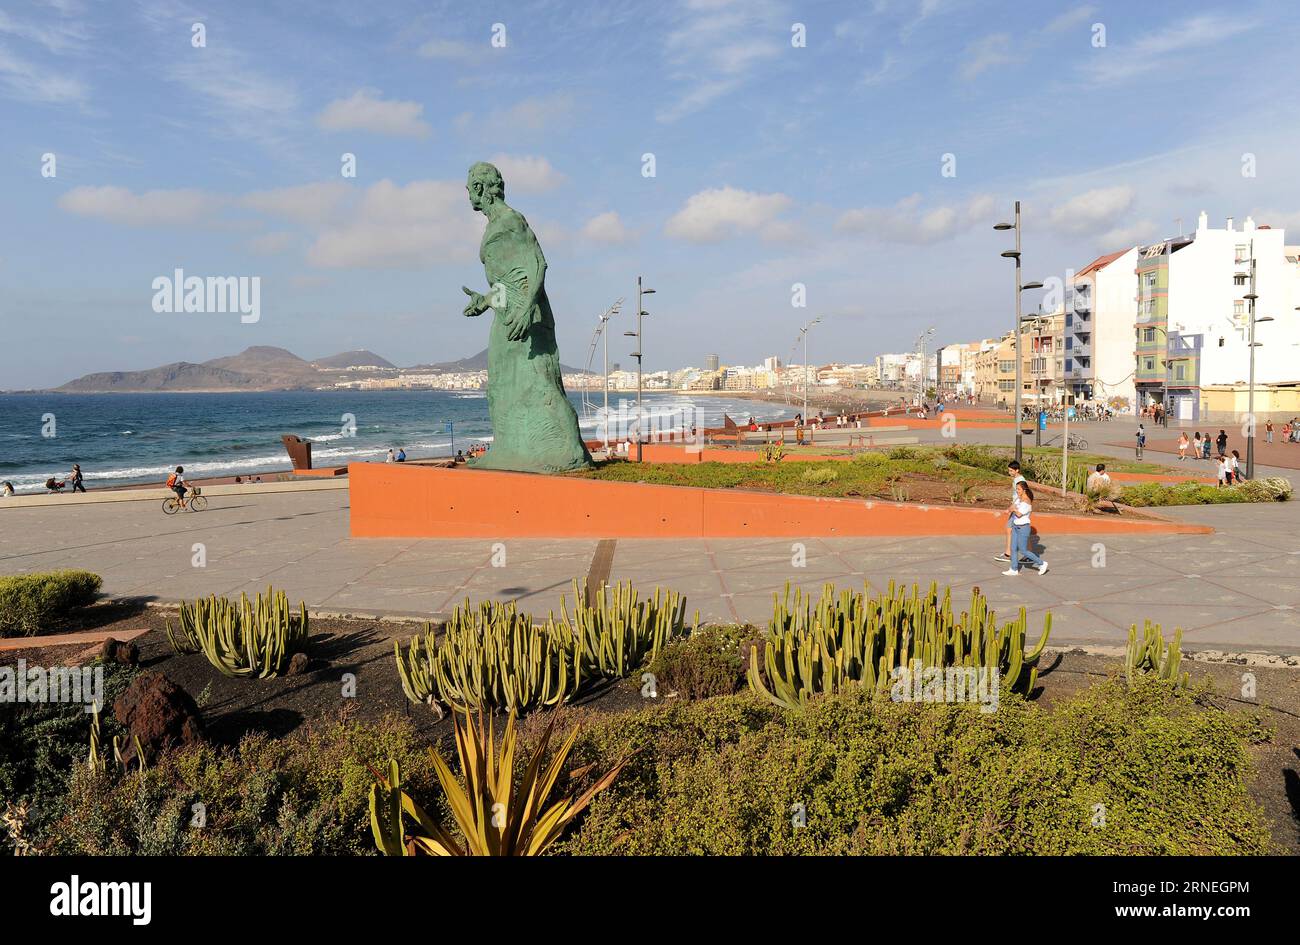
left=461, top=286, right=486, bottom=317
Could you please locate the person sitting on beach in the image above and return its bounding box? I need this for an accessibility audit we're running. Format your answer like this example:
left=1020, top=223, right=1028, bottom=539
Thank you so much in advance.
left=456, top=450, right=466, bottom=463
left=166, top=466, right=188, bottom=507
left=395, top=448, right=407, bottom=462
left=2, top=481, right=14, bottom=497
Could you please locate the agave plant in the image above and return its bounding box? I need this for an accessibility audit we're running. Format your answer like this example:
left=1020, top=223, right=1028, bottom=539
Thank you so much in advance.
left=748, top=581, right=1050, bottom=710
left=1124, top=620, right=1188, bottom=688
left=369, top=709, right=625, bottom=856
left=166, top=587, right=308, bottom=678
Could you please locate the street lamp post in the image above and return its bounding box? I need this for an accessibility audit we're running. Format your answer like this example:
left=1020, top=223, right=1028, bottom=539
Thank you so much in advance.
left=798, top=317, right=822, bottom=421
left=995, top=202, right=1043, bottom=463
left=1242, top=243, right=1272, bottom=480
left=626, top=276, right=654, bottom=461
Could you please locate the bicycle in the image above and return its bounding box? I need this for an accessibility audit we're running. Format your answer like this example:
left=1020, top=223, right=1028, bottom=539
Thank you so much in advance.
left=162, top=486, right=207, bottom=514
left=1044, top=432, right=1088, bottom=451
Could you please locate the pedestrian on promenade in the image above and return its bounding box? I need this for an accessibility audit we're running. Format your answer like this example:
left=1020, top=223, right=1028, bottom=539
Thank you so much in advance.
left=1230, top=449, right=1244, bottom=483
left=1135, top=424, right=1146, bottom=460
left=69, top=463, right=85, bottom=493
left=1284, top=422, right=1292, bottom=444
left=1193, top=432, right=1202, bottom=458
left=1266, top=420, right=1274, bottom=444
left=1216, top=429, right=1228, bottom=457
left=1202, top=433, right=1212, bottom=459
left=993, top=461, right=1027, bottom=565
left=1177, top=433, right=1188, bottom=460
left=1216, top=454, right=1231, bottom=488
left=1002, top=481, right=1048, bottom=577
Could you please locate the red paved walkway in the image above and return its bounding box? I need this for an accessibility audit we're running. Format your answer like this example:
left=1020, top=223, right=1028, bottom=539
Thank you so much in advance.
left=1111, top=435, right=1300, bottom=470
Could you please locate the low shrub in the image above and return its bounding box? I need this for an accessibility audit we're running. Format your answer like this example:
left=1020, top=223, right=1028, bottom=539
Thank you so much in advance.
left=559, top=679, right=1276, bottom=855
left=46, top=713, right=443, bottom=856
left=646, top=625, right=756, bottom=700
left=799, top=466, right=839, bottom=485
left=0, top=570, right=102, bottom=637
left=887, top=446, right=918, bottom=460
left=1118, top=480, right=1290, bottom=507
left=851, top=451, right=889, bottom=467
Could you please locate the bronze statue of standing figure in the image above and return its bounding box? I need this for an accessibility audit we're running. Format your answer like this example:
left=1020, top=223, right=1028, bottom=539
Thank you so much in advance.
left=460, top=161, right=593, bottom=473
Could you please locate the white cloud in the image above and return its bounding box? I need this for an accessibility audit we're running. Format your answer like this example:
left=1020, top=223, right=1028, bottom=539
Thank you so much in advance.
left=317, top=88, right=431, bottom=138
left=959, top=34, right=1014, bottom=80
left=581, top=211, right=635, bottom=245
left=0, top=9, right=91, bottom=53
left=457, top=92, right=576, bottom=137
left=665, top=187, right=793, bottom=243
left=305, top=179, right=482, bottom=269
left=240, top=182, right=352, bottom=227
left=487, top=154, right=565, bottom=194
left=0, top=44, right=86, bottom=103
left=1047, top=186, right=1135, bottom=235
left=1095, top=220, right=1156, bottom=250
left=248, top=231, right=296, bottom=255
left=418, top=37, right=477, bottom=61
left=57, top=186, right=223, bottom=226
left=1043, top=5, right=1097, bottom=33
left=657, top=0, right=786, bottom=122
left=836, top=193, right=996, bottom=244
left=1078, top=15, right=1255, bottom=85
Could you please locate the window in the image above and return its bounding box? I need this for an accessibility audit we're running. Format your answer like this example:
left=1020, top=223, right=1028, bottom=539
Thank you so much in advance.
left=1143, top=328, right=1156, bottom=343
left=1235, top=244, right=1249, bottom=263
left=1144, top=358, right=1155, bottom=371
left=1234, top=274, right=1247, bottom=286
left=1234, top=300, right=1245, bottom=316
left=1174, top=363, right=1186, bottom=381
left=1140, top=299, right=1156, bottom=316
left=1144, top=272, right=1157, bottom=289
left=1065, top=358, right=1073, bottom=371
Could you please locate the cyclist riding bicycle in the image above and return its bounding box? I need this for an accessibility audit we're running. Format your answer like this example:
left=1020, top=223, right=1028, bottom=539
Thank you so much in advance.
left=166, top=466, right=188, bottom=508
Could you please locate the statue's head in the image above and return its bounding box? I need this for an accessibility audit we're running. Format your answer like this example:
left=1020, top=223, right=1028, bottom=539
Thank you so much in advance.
left=466, top=162, right=504, bottom=211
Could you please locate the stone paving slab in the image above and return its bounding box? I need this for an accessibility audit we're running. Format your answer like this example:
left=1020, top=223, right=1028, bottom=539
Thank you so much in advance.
left=1, top=483, right=1298, bottom=653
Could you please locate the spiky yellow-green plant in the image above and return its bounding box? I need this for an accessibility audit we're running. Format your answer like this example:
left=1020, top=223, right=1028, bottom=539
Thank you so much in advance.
left=562, top=579, right=691, bottom=678
left=369, top=708, right=625, bottom=856
left=1125, top=620, right=1189, bottom=688
left=166, top=586, right=308, bottom=678
left=394, top=580, right=691, bottom=712
left=395, top=599, right=579, bottom=713
left=747, top=580, right=1051, bottom=710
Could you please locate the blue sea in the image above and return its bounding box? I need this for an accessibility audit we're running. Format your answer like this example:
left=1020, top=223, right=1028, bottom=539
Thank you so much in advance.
left=0, top=390, right=797, bottom=492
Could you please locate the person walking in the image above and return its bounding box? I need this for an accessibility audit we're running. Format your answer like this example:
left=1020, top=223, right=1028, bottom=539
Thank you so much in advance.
left=1177, top=432, right=1188, bottom=461
left=1216, top=454, right=1231, bottom=488
left=1266, top=420, right=1274, bottom=444
left=1192, top=432, right=1202, bottom=459
left=69, top=463, right=85, bottom=493
left=1201, top=432, right=1212, bottom=459
left=1002, top=481, right=1048, bottom=576
left=1135, top=423, right=1146, bottom=460
left=993, top=461, right=1027, bottom=564
left=1216, top=429, right=1228, bottom=458
left=1230, top=449, right=1244, bottom=483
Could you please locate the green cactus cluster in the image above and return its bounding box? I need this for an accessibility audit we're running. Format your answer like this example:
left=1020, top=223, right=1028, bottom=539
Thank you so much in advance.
left=747, top=580, right=1051, bottom=710
left=166, top=586, right=309, bottom=678
left=395, top=579, right=691, bottom=713
left=563, top=579, right=691, bottom=678
left=1124, top=620, right=1188, bottom=688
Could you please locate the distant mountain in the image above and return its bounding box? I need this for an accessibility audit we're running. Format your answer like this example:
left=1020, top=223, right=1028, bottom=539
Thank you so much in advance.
left=408, top=348, right=591, bottom=374
left=312, top=349, right=396, bottom=370
left=58, top=345, right=323, bottom=392
left=55, top=344, right=589, bottom=392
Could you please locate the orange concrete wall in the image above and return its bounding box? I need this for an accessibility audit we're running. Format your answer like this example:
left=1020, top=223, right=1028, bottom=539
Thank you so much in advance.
left=638, top=445, right=852, bottom=465
left=348, top=463, right=1211, bottom=539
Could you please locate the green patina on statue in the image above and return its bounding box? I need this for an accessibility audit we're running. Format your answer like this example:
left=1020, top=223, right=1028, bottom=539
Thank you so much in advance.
left=460, top=161, right=593, bottom=473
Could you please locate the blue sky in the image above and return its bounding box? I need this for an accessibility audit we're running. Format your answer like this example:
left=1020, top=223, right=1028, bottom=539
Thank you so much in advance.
left=3, top=0, right=1299, bottom=389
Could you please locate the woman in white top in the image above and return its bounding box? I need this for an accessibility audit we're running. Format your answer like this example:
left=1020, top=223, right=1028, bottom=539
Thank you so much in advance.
left=1217, top=455, right=1231, bottom=487
left=1003, top=481, right=1048, bottom=576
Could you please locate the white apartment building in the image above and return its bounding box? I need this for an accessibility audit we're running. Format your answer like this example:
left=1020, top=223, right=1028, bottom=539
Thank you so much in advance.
left=1138, top=212, right=1300, bottom=421
left=1066, top=246, right=1139, bottom=409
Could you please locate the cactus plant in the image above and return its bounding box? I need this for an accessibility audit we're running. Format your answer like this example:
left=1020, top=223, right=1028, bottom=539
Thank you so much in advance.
left=166, top=586, right=308, bottom=678
left=395, top=599, right=579, bottom=713
left=747, top=580, right=1050, bottom=710
left=395, top=580, right=691, bottom=712
left=1124, top=620, right=1188, bottom=688
left=369, top=708, right=626, bottom=856
left=562, top=579, right=691, bottom=678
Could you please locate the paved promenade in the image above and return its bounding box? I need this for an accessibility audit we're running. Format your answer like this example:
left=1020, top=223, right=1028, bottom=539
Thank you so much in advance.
left=2, top=485, right=1298, bottom=654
